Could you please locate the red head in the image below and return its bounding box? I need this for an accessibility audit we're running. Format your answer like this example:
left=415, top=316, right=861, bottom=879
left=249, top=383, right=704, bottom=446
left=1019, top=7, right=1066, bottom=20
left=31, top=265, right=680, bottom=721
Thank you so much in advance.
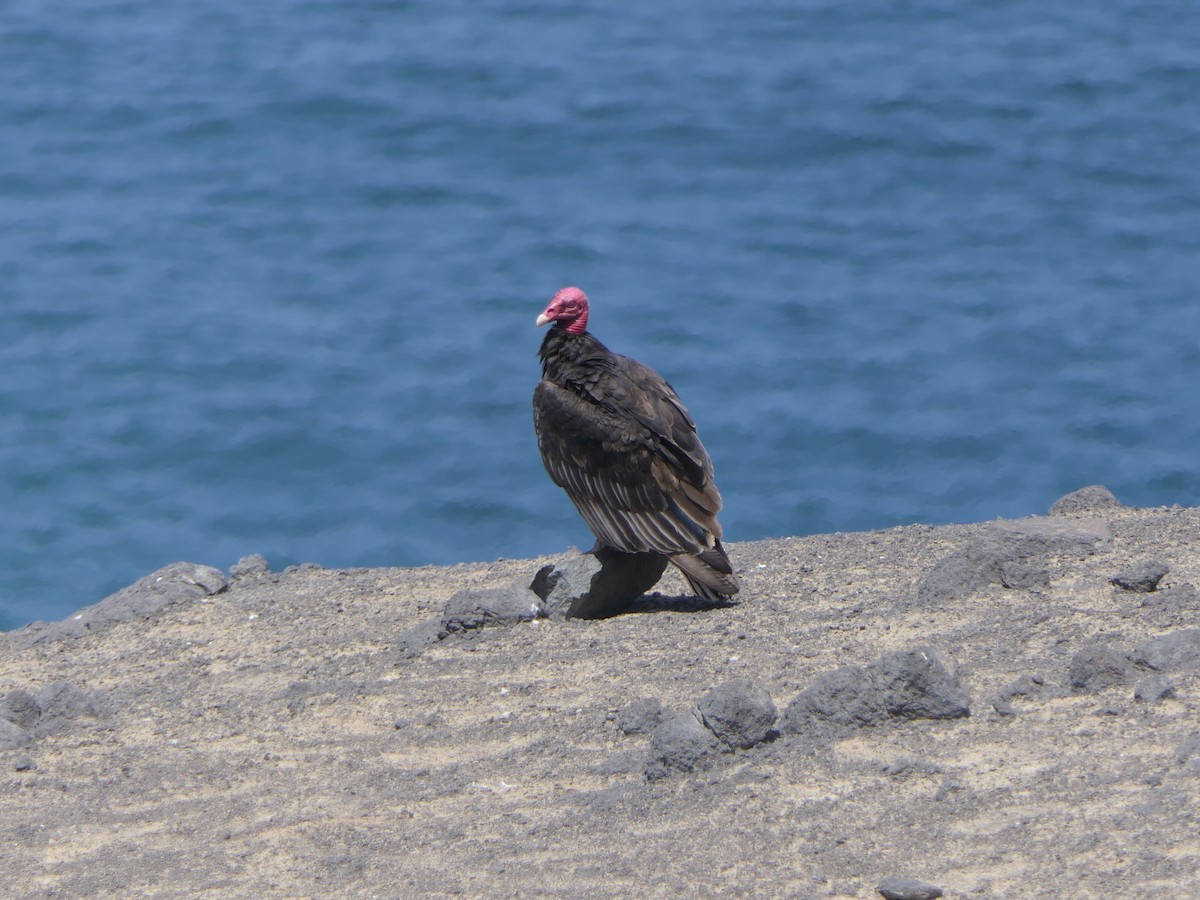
left=536, top=286, right=590, bottom=334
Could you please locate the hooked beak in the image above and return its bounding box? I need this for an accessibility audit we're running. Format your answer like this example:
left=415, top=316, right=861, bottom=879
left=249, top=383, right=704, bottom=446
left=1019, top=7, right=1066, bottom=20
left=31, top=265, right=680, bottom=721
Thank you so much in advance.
left=536, top=312, right=553, bottom=327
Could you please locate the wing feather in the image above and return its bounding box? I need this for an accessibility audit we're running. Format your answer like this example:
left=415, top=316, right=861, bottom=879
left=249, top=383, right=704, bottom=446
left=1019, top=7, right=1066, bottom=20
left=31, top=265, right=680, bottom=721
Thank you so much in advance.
left=535, top=381, right=719, bottom=554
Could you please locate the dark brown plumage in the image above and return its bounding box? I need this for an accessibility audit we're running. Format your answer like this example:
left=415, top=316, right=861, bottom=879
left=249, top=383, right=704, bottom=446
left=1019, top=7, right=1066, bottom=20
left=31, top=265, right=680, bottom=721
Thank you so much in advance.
left=532, top=287, right=739, bottom=600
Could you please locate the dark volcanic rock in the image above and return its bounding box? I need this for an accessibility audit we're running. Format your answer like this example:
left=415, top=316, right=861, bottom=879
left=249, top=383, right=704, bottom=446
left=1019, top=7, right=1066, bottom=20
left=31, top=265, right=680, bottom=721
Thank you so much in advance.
left=1110, top=560, right=1169, bottom=593
left=933, top=778, right=964, bottom=801
left=916, top=534, right=1019, bottom=603
left=230, top=554, right=271, bottom=579
left=994, top=556, right=1051, bottom=590
left=531, top=548, right=669, bottom=618
left=1068, top=646, right=1132, bottom=692
left=0, top=683, right=102, bottom=744
left=996, top=674, right=1048, bottom=702
left=1175, top=734, right=1200, bottom=766
left=783, top=647, right=969, bottom=737
left=440, top=585, right=544, bottom=635
left=876, top=875, right=944, bottom=900
left=1048, top=485, right=1122, bottom=516
left=24, top=562, right=229, bottom=646
left=991, top=698, right=1018, bottom=717
left=869, top=648, right=971, bottom=721
left=617, top=698, right=666, bottom=736
left=31, top=683, right=104, bottom=737
left=695, top=679, right=777, bottom=750
left=1, top=689, right=41, bottom=729
left=646, top=711, right=723, bottom=778
left=1130, top=628, right=1200, bottom=673
left=991, top=674, right=1052, bottom=715
left=0, top=718, right=30, bottom=751
left=917, top=518, right=1108, bottom=602
left=1134, top=675, right=1175, bottom=704
left=781, top=665, right=888, bottom=736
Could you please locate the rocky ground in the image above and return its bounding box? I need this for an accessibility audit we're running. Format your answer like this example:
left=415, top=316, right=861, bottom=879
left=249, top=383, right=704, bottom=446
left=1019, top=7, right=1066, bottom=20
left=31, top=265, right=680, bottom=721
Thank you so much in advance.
left=2, top=486, right=1199, bottom=898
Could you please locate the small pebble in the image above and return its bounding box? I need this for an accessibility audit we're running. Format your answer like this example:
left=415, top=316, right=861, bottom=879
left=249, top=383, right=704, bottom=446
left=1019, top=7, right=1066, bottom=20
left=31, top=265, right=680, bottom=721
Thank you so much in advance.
left=933, top=778, right=963, bottom=802
left=876, top=875, right=944, bottom=900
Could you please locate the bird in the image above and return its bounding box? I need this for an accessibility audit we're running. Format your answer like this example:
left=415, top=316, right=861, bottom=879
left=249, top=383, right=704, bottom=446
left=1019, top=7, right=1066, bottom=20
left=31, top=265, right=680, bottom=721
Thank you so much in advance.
left=532, top=286, right=739, bottom=600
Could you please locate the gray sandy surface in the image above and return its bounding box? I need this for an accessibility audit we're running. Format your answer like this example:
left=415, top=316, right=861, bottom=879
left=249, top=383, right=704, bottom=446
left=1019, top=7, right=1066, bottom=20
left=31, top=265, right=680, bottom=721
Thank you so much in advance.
left=2, top=495, right=1200, bottom=898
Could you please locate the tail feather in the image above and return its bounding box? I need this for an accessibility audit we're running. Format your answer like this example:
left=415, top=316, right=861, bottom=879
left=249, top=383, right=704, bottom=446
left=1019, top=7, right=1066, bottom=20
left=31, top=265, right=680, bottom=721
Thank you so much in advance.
left=670, top=540, right=739, bottom=600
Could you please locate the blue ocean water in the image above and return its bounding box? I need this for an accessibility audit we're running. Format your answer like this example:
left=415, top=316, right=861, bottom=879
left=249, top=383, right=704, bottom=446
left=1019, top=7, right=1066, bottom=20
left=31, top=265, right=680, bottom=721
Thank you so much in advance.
left=2, top=1, right=1198, bottom=629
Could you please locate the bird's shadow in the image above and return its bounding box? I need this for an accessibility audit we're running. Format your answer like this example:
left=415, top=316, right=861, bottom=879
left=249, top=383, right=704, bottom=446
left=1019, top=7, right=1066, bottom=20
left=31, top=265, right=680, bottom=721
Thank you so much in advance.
left=621, top=591, right=739, bottom=616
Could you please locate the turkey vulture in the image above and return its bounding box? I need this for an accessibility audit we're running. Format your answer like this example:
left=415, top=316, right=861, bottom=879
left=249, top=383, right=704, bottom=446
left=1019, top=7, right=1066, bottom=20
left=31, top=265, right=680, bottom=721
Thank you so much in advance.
left=532, top=286, right=739, bottom=600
